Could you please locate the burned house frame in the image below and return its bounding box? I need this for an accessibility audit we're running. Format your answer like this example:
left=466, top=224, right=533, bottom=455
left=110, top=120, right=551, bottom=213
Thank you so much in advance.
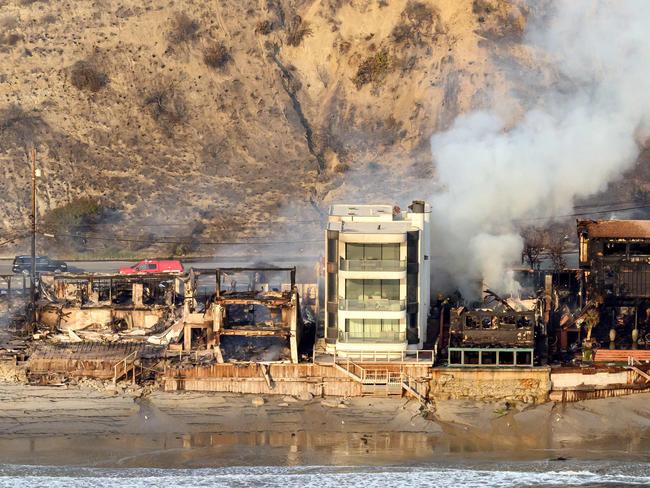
left=37, top=272, right=184, bottom=333
left=183, top=267, right=304, bottom=363
left=577, top=220, right=650, bottom=352
left=448, top=308, right=536, bottom=367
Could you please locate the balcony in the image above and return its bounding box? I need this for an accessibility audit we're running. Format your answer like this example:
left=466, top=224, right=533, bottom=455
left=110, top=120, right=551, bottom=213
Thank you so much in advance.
left=339, top=298, right=405, bottom=311
left=338, top=329, right=406, bottom=343
left=339, top=258, right=406, bottom=272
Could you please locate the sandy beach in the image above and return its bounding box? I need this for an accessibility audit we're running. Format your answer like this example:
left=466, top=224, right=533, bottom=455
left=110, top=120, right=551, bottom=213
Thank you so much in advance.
left=0, top=382, right=649, bottom=469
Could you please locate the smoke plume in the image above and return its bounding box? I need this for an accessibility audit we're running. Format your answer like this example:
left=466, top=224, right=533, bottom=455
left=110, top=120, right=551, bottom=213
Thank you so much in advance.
left=430, top=0, right=650, bottom=298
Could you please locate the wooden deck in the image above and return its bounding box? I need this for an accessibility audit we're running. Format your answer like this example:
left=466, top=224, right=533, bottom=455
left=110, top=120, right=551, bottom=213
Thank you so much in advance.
left=593, top=349, right=650, bottom=363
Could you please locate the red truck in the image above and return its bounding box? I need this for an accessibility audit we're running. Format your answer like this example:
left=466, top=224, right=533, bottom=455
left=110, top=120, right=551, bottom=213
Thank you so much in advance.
left=119, top=259, right=184, bottom=274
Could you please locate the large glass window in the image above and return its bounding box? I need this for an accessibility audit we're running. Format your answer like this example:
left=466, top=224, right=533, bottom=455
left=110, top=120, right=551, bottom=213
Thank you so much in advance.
left=346, top=243, right=365, bottom=260
left=345, top=243, right=399, bottom=260
left=345, top=279, right=400, bottom=300
left=343, top=319, right=402, bottom=342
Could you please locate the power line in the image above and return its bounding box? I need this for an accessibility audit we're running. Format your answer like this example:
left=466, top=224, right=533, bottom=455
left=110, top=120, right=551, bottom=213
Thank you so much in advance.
left=39, top=231, right=322, bottom=246
left=62, top=219, right=323, bottom=228
left=572, top=200, right=642, bottom=209
left=514, top=203, right=650, bottom=223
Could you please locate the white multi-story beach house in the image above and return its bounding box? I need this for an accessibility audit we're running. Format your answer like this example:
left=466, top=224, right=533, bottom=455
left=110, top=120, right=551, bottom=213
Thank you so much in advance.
left=324, top=201, right=431, bottom=356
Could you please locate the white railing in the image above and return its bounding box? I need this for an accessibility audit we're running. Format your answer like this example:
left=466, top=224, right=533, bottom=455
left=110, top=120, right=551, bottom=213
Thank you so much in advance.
left=339, top=259, right=406, bottom=272
left=338, top=299, right=405, bottom=311
left=333, top=348, right=435, bottom=365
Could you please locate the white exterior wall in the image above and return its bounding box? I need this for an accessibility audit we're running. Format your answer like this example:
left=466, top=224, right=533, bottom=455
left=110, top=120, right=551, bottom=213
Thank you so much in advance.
left=325, top=202, right=431, bottom=356
left=406, top=205, right=431, bottom=349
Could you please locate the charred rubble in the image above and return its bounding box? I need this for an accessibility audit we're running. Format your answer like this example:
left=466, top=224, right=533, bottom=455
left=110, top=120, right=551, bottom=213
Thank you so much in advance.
left=447, top=287, right=544, bottom=367
left=0, top=266, right=315, bottom=385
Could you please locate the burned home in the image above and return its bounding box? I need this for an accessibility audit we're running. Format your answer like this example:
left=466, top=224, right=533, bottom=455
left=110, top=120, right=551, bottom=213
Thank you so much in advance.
left=576, top=220, right=650, bottom=361
left=448, top=291, right=541, bottom=367
left=188, top=267, right=304, bottom=363
left=4, top=207, right=650, bottom=403
left=37, top=272, right=185, bottom=340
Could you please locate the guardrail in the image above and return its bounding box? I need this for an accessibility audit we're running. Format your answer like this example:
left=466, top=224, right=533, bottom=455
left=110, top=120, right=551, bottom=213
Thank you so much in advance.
left=339, top=259, right=406, bottom=272
left=338, top=299, right=405, bottom=311
left=333, top=348, right=436, bottom=365
left=338, top=330, right=406, bottom=343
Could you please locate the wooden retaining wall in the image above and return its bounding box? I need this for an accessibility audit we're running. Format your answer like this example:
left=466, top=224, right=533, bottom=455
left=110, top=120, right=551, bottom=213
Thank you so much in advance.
left=550, top=385, right=650, bottom=402
left=162, top=363, right=431, bottom=397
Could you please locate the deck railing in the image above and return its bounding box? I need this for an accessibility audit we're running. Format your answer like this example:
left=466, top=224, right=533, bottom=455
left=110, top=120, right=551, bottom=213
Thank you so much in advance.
left=339, top=259, right=406, bottom=272
left=338, top=298, right=405, bottom=311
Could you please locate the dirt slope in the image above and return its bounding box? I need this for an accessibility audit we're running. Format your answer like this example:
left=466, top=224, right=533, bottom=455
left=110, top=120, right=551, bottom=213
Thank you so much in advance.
left=0, top=0, right=645, bottom=256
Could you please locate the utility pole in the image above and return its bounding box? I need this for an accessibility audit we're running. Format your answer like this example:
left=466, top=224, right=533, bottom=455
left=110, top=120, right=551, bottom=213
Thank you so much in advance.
left=30, top=148, right=36, bottom=325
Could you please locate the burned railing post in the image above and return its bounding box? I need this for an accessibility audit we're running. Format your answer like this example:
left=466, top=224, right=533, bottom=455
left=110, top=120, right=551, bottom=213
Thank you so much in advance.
left=215, top=269, right=221, bottom=298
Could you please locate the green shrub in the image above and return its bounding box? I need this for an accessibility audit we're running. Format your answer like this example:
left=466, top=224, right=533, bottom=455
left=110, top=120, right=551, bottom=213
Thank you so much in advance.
left=42, top=198, right=105, bottom=251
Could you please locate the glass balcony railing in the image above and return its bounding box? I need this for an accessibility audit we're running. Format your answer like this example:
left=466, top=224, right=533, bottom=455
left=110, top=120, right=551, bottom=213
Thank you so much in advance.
left=339, top=299, right=406, bottom=311
left=339, top=259, right=406, bottom=272
left=338, top=330, right=406, bottom=343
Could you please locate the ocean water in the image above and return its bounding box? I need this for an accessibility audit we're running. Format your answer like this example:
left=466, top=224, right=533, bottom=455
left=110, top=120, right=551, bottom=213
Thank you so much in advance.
left=1, top=462, right=649, bottom=488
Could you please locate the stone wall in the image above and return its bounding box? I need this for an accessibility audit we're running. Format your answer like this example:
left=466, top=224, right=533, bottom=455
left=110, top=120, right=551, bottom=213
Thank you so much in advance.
left=430, top=367, right=551, bottom=404
left=0, top=359, right=27, bottom=383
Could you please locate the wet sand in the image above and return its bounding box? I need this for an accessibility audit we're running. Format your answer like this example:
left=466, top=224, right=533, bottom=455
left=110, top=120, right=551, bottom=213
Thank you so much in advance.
left=0, top=383, right=649, bottom=468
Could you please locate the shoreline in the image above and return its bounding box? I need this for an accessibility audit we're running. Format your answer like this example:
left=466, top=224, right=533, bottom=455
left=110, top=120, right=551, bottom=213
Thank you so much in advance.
left=0, top=383, right=649, bottom=469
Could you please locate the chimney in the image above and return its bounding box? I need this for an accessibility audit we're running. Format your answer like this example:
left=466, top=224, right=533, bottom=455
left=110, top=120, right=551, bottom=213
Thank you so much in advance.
left=409, top=200, right=425, bottom=213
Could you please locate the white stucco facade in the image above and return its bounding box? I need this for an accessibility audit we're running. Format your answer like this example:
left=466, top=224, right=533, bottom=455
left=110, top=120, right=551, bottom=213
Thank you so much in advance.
left=324, top=202, right=431, bottom=356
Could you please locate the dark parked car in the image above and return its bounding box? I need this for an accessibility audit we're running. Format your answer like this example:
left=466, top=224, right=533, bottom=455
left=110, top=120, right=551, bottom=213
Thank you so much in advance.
left=12, top=255, right=68, bottom=274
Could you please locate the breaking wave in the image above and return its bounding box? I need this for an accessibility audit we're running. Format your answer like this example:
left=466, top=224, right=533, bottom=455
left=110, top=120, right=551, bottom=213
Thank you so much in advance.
left=1, top=463, right=649, bottom=487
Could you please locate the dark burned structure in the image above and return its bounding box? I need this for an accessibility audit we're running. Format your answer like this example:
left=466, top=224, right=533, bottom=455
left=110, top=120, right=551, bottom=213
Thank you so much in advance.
left=185, top=267, right=304, bottom=363
left=448, top=293, right=541, bottom=367
left=578, top=220, right=650, bottom=303
left=577, top=220, right=650, bottom=358
left=37, top=272, right=184, bottom=333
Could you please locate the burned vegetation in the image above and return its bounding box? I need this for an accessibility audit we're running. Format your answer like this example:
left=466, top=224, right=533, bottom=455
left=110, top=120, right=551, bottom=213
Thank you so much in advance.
left=391, top=0, right=444, bottom=46
left=69, top=60, right=109, bottom=92
left=285, top=15, right=312, bottom=47
left=142, top=82, right=188, bottom=134
left=166, top=12, right=199, bottom=46
left=203, top=42, right=231, bottom=70
left=353, top=49, right=390, bottom=89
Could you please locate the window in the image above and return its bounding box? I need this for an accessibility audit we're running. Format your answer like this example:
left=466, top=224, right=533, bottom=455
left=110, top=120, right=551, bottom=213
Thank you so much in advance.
left=346, top=243, right=365, bottom=260
left=345, top=279, right=400, bottom=301
left=603, top=242, right=627, bottom=256
left=629, top=243, right=650, bottom=256
left=344, top=319, right=402, bottom=341
left=345, top=243, right=400, bottom=260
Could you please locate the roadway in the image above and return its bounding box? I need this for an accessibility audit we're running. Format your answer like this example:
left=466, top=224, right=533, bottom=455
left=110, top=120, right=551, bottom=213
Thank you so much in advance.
left=0, top=255, right=320, bottom=283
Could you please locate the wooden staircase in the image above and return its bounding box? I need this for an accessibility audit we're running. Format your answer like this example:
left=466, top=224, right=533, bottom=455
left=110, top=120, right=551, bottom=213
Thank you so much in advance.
left=626, top=357, right=650, bottom=385
left=112, top=350, right=139, bottom=385
left=334, top=358, right=430, bottom=405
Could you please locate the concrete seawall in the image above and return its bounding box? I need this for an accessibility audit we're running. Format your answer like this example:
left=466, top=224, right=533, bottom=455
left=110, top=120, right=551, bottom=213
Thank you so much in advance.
left=430, top=367, right=551, bottom=404
left=162, top=363, right=650, bottom=404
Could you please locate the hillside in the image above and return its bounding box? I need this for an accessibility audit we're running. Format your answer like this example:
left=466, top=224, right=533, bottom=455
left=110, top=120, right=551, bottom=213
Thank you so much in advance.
left=0, top=0, right=647, bottom=257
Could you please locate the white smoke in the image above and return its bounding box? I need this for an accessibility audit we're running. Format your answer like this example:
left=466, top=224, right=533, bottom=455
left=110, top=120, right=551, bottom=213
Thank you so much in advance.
left=430, top=0, right=650, bottom=298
